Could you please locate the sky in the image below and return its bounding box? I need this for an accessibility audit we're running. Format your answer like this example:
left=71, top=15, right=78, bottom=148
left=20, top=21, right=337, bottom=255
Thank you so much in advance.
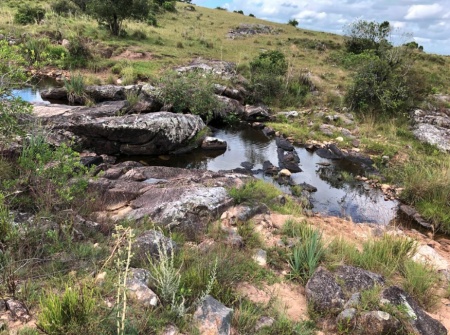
left=194, top=0, right=450, bottom=55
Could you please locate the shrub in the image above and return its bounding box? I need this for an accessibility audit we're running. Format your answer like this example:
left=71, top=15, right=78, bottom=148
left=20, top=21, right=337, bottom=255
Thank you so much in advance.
left=14, top=6, right=46, bottom=25
left=288, top=19, right=299, bottom=27
left=37, top=284, right=97, bottom=335
left=51, top=0, right=79, bottom=16
left=21, top=38, right=51, bottom=65
left=0, top=193, right=12, bottom=243
left=18, top=133, right=91, bottom=213
left=344, top=20, right=392, bottom=54
left=163, top=1, right=177, bottom=12
left=147, top=14, right=158, bottom=26
left=159, top=71, right=223, bottom=122
left=64, top=73, right=86, bottom=105
left=345, top=49, right=430, bottom=114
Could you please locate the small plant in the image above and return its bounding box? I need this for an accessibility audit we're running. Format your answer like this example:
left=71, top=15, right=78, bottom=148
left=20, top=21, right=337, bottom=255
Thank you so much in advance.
left=37, top=284, right=97, bottom=334
left=120, top=66, right=136, bottom=85
left=125, top=90, right=140, bottom=109
left=288, top=226, right=324, bottom=283
left=64, top=73, right=86, bottom=105
left=0, top=193, right=12, bottom=243
left=288, top=19, right=299, bottom=27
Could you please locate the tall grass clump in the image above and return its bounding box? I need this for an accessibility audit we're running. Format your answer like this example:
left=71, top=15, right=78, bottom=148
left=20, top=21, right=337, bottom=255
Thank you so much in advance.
left=401, top=260, right=439, bottom=309
left=288, top=225, right=324, bottom=283
left=64, top=73, right=86, bottom=105
left=37, top=284, right=97, bottom=335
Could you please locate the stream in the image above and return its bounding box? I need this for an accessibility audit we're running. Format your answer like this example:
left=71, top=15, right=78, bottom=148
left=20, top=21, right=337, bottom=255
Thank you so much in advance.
left=15, top=85, right=399, bottom=225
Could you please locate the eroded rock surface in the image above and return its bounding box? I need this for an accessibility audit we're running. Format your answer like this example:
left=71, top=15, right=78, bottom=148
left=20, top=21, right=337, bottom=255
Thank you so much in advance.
left=91, top=164, right=246, bottom=236
left=193, top=295, right=233, bottom=335
left=411, top=108, right=450, bottom=152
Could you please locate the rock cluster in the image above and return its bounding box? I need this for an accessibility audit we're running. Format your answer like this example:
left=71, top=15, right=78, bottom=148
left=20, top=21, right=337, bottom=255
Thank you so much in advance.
left=306, top=266, right=447, bottom=335
left=411, top=107, right=450, bottom=152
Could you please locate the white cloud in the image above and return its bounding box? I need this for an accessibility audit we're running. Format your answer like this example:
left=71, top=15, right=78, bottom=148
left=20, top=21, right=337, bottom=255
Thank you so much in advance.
left=404, top=4, right=443, bottom=20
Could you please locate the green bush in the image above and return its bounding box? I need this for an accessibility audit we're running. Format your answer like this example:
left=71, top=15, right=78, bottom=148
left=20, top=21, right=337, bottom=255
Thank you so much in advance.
left=163, top=1, right=177, bottom=12
left=18, top=134, right=91, bottom=213
left=21, top=38, right=51, bottom=65
left=159, top=71, right=223, bottom=122
left=0, top=193, right=12, bottom=243
left=345, top=49, right=430, bottom=114
left=14, top=6, right=46, bottom=25
left=51, top=0, right=79, bottom=16
left=37, top=285, right=97, bottom=335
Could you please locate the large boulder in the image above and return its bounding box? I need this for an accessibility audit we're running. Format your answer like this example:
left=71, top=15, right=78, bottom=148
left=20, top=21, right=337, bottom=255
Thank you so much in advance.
left=381, top=286, right=447, bottom=335
left=305, top=267, right=346, bottom=313
left=335, top=265, right=385, bottom=294
left=193, top=295, right=233, bottom=335
left=133, top=230, right=176, bottom=264
left=34, top=104, right=207, bottom=155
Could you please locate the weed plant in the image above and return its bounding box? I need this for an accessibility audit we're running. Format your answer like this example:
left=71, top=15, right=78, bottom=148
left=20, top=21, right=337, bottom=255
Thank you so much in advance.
left=401, top=260, right=439, bottom=309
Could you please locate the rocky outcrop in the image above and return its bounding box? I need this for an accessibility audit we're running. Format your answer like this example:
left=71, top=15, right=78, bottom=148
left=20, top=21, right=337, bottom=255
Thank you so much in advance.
left=91, top=164, right=246, bottom=237
left=381, top=286, right=447, bottom=335
left=227, top=24, right=280, bottom=39
left=34, top=104, right=207, bottom=155
left=306, top=266, right=447, bottom=335
left=175, top=58, right=237, bottom=79
left=411, top=108, right=450, bottom=152
left=193, top=295, right=233, bottom=335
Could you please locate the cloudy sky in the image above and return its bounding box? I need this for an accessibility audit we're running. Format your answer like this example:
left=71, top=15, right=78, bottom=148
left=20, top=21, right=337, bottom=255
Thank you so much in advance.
left=194, top=0, right=450, bottom=55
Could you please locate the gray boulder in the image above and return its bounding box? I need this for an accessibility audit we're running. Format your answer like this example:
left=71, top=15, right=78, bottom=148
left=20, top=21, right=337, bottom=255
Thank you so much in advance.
left=244, top=105, right=270, bottom=121
left=305, top=267, right=346, bottom=313
left=381, top=286, right=447, bottom=335
left=6, top=299, right=31, bottom=322
left=358, top=311, right=401, bottom=335
left=126, top=268, right=158, bottom=307
left=193, top=295, right=233, bottom=335
left=215, top=95, right=245, bottom=119
left=336, top=308, right=357, bottom=331
left=132, top=230, right=176, bottom=264
left=335, top=265, right=385, bottom=293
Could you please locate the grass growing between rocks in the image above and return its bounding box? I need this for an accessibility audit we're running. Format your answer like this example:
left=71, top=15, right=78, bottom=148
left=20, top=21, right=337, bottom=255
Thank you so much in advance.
left=228, top=179, right=304, bottom=215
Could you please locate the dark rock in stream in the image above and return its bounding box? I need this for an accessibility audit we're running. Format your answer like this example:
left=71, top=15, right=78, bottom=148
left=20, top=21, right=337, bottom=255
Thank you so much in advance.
left=240, top=161, right=254, bottom=170
left=297, top=182, right=318, bottom=193
left=276, top=137, right=295, bottom=151
left=244, top=105, right=270, bottom=121
left=278, top=149, right=302, bottom=173
left=262, top=161, right=279, bottom=175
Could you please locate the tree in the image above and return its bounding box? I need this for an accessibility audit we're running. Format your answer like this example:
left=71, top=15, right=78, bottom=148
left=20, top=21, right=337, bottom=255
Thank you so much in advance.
left=344, top=20, right=392, bottom=54
left=288, top=19, right=298, bottom=27
left=87, top=0, right=150, bottom=36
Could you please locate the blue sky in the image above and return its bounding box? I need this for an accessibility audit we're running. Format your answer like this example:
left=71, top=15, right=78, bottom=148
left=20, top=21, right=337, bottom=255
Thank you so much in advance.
left=194, top=0, right=450, bottom=55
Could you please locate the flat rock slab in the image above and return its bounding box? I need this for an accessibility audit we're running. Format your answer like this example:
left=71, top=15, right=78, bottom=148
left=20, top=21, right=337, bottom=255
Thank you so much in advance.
left=91, top=165, right=246, bottom=236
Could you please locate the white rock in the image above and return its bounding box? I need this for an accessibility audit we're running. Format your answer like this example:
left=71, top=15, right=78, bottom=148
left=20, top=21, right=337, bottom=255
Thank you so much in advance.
left=412, top=245, right=449, bottom=271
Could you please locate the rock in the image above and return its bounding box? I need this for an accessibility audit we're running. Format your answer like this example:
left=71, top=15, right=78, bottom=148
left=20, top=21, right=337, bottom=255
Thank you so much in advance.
left=262, top=161, right=279, bottom=175
left=276, top=137, right=294, bottom=151
left=336, top=308, right=357, bottom=330
left=277, top=111, right=298, bottom=118
left=80, top=155, right=104, bottom=167
left=0, top=321, right=5, bottom=331
left=6, top=299, right=31, bottom=322
left=84, top=85, right=128, bottom=102
left=279, top=169, right=292, bottom=177
left=305, top=267, right=346, bottom=313
left=262, top=126, right=275, bottom=136
left=0, top=299, right=6, bottom=311
left=223, top=204, right=269, bottom=222
left=175, top=58, right=237, bottom=79
left=411, top=109, right=450, bottom=152
left=335, top=265, right=384, bottom=293
left=194, top=295, right=233, bottom=335
left=412, top=245, right=449, bottom=271
left=133, top=230, right=176, bottom=264
left=335, top=136, right=344, bottom=142
left=162, top=325, right=180, bottom=335
left=61, top=38, right=70, bottom=48
left=254, top=316, right=275, bottom=331
left=398, top=205, right=433, bottom=230
left=240, top=161, right=254, bottom=170
left=279, top=150, right=302, bottom=173
left=34, top=106, right=207, bottom=155
left=227, top=24, right=280, bottom=39
left=297, top=182, right=317, bottom=193
left=244, top=105, right=270, bottom=121
left=201, top=137, right=227, bottom=151
left=344, top=292, right=361, bottom=309
left=126, top=268, right=158, bottom=307
left=214, top=84, right=246, bottom=104
left=253, top=249, right=267, bottom=266
left=319, top=124, right=337, bottom=136
left=215, top=95, right=245, bottom=119
left=226, top=232, right=244, bottom=248
left=92, top=166, right=239, bottom=237
left=358, top=311, right=401, bottom=335
left=381, top=286, right=447, bottom=335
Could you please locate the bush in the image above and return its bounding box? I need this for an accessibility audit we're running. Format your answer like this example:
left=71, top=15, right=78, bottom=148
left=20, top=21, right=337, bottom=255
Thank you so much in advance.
left=344, top=20, right=392, bottom=54
left=163, top=1, right=177, bottom=12
left=288, top=19, right=299, bottom=27
left=51, top=0, right=79, bottom=16
left=0, top=193, right=12, bottom=243
left=345, top=48, right=430, bottom=114
left=14, top=6, right=46, bottom=25
left=159, top=71, right=223, bottom=122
